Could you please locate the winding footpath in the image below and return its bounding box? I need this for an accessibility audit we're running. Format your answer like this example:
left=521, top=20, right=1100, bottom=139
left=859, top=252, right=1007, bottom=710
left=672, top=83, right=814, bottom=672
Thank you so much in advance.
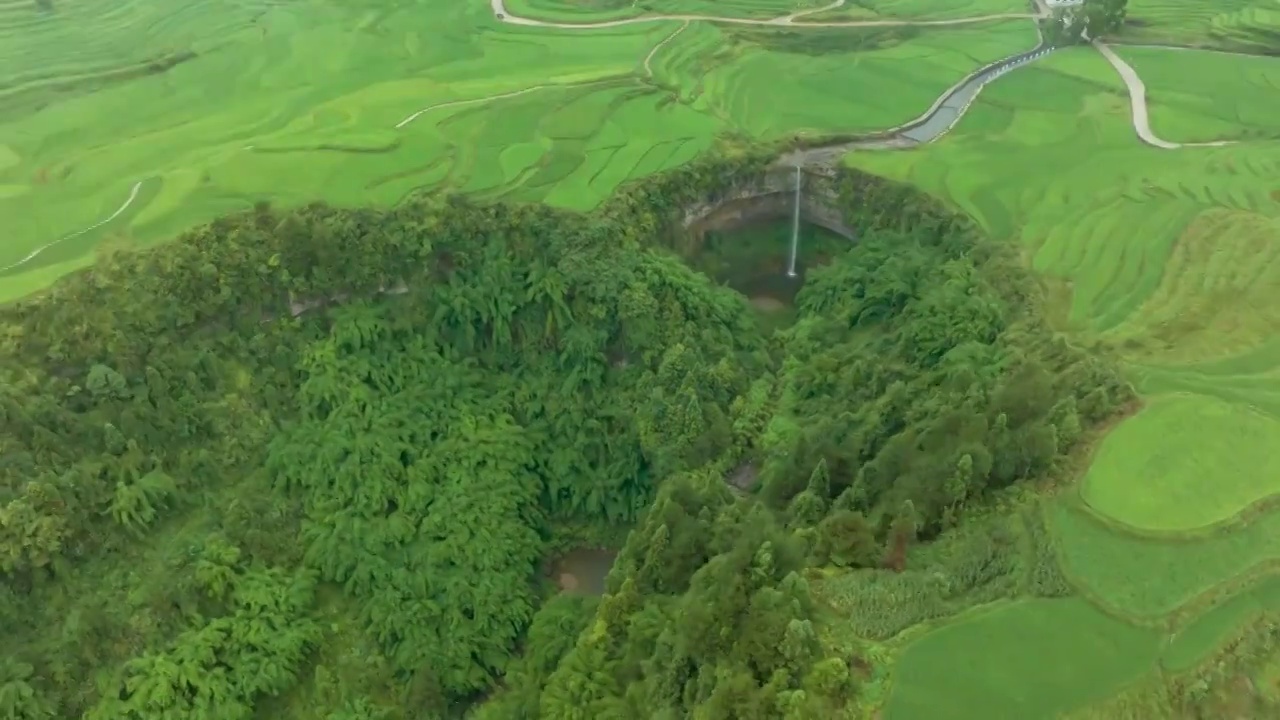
left=643, top=20, right=689, bottom=77
left=489, top=0, right=1044, bottom=29
left=484, top=0, right=1238, bottom=154
left=11, top=4, right=1261, bottom=273
left=1, top=180, right=146, bottom=275
left=1094, top=40, right=1235, bottom=149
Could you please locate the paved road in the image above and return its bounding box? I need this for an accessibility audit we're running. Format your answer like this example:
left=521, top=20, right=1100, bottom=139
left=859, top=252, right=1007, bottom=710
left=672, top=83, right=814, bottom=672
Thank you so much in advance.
left=1094, top=41, right=1235, bottom=150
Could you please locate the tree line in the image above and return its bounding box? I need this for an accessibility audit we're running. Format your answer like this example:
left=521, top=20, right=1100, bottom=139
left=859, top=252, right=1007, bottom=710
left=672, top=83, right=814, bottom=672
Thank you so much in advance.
left=0, top=146, right=1132, bottom=719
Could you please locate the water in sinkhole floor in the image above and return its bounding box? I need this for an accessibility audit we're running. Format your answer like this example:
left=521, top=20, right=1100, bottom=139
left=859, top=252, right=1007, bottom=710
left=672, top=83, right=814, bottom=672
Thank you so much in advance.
left=692, top=219, right=852, bottom=332
left=552, top=548, right=619, bottom=596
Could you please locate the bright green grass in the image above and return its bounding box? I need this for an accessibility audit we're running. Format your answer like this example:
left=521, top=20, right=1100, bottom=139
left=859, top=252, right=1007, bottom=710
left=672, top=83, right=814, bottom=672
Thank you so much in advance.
left=690, top=21, right=1038, bottom=138
left=1116, top=46, right=1280, bottom=143
left=503, top=0, right=829, bottom=22
left=843, top=46, right=1280, bottom=677
left=1118, top=0, right=1280, bottom=53
left=1161, top=573, right=1280, bottom=673
left=846, top=45, right=1280, bottom=358
left=885, top=598, right=1162, bottom=720
left=0, top=3, right=682, bottom=299
left=1047, top=499, right=1280, bottom=620
left=1080, top=394, right=1280, bottom=531
left=0, top=0, right=1044, bottom=302
left=802, top=0, right=1032, bottom=22
left=0, top=0, right=268, bottom=120
left=1129, top=344, right=1280, bottom=422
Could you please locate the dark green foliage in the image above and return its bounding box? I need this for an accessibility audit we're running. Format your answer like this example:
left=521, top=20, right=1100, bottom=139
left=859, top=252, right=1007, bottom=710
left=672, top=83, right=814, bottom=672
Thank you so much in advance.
left=85, top=560, right=320, bottom=720
left=0, top=156, right=1131, bottom=719
left=1021, top=503, right=1073, bottom=598
left=816, top=515, right=1025, bottom=640
left=754, top=220, right=1133, bottom=538
left=470, top=594, right=600, bottom=719
left=1085, top=0, right=1128, bottom=34
left=532, top=473, right=856, bottom=719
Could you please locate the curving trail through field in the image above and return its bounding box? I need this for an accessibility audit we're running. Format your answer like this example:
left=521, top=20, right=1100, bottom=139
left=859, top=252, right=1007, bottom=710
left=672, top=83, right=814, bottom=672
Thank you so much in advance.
left=1094, top=41, right=1236, bottom=150
left=394, top=78, right=623, bottom=128
left=643, top=20, right=689, bottom=77
left=1106, top=42, right=1278, bottom=60
left=0, top=180, right=146, bottom=274
left=27, top=3, right=1258, bottom=270
left=489, top=0, right=1044, bottom=29
left=487, top=0, right=1251, bottom=156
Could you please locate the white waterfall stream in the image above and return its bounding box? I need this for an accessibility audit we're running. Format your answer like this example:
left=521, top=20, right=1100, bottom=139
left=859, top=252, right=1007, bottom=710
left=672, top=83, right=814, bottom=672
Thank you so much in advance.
left=786, top=165, right=801, bottom=277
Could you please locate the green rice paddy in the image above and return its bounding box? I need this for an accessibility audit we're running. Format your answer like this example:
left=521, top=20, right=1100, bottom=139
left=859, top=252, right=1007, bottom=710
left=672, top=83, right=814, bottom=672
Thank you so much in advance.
left=1048, top=499, right=1280, bottom=620
left=1117, top=45, right=1280, bottom=143
left=848, top=37, right=1280, bottom=718
left=885, top=598, right=1163, bottom=720
left=8, top=0, right=1280, bottom=715
left=0, top=0, right=1037, bottom=302
left=504, top=0, right=824, bottom=22
left=803, top=0, right=1031, bottom=22
left=1080, top=394, right=1280, bottom=532
left=1161, top=573, right=1280, bottom=673
left=1119, top=0, right=1280, bottom=52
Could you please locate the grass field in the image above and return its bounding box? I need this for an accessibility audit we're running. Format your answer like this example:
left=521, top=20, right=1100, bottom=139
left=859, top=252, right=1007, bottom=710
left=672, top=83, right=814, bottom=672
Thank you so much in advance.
left=844, top=40, right=1280, bottom=714
left=8, top=3, right=1280, bottom=711
left=885, top=598, right=1163, bottom=720
left=802, top=0, right=1033, bottom=22
left=503, top=0, right=828, bottom=22
left=1047, top=499, right=1280, bottom=619
left=687, top=21, right=1037, bottom=137
left=0, top=0, right=1041, bottom=302
left=1118, top=0, right=1280, bottom=53
left=1080, top=394, right=1280, bottom=532
left=1116, top=46, right=1280, bottom=143
left=1161, top=573, right=1280, bottom=673
left=502, top=0, right=1030, bottom=22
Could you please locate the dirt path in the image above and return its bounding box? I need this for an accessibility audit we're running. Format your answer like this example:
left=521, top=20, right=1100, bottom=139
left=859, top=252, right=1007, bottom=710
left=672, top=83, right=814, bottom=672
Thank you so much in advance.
left=643, top=20, right=688, bottom=77
left=1107, top=41, right=1278, bottom=60
left=490, top=0, right=1042, bottom=29
left=1, top=180, right=145, bottom=274
left=394, top=77, right=622, bottom=128
left=1094, top=41, right=1235, bottom=150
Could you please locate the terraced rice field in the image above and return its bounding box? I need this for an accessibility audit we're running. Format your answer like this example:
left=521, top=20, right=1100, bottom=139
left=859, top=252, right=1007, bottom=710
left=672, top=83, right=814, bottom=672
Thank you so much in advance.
left=1080, top=394, right=1280, bottom=532
left=1116, top=45, right=1280, bottom=143
left=1048, top=499, right=1280, bottom=620
left=885, top=598, right=1163, bottom=720
left=849, top=41, right=1280, bottom=716
left=0, top=0, right=1042, bottom=301
left=802, top=0, right=1032, bottom=22
left=1119, top=0, right=1280, bottom=53
left=682, top=21, right=1037, bottom=138
left=503, top=0, right=826, bottom=22
left=7, top=2, right=1280, bottom=710
left=1160, top=573, right=1280, bottom=673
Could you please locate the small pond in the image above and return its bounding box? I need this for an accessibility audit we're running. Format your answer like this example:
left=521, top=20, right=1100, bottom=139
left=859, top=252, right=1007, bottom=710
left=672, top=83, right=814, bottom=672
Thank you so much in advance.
left=551, top=547, right=619, bottom=596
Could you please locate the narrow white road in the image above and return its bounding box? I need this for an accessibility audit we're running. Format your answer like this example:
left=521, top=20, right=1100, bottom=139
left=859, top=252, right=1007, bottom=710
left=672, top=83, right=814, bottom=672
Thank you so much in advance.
left=643, top=21, right=689, bottom=77
left=490, top=0, right=1042, bottom=29
left=1, top=180, right=145, bottom=274
left=1094, top=41, right=1234, bottom=150
left=396, top=82, right=622, bottom=128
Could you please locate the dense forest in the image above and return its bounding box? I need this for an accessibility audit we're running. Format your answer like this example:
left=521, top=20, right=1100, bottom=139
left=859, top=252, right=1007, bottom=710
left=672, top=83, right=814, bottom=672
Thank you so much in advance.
left=0, top=148, right=1133, bottom=718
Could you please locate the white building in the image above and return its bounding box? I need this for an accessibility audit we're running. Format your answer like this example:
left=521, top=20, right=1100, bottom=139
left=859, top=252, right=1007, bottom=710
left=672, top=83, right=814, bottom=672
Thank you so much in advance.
left=1045, top=0, right=1084, bottom=6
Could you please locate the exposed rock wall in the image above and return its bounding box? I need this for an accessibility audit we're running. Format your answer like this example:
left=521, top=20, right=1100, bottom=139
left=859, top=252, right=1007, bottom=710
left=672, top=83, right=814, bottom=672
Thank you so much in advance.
left=682, top=167, right=856, bottom=243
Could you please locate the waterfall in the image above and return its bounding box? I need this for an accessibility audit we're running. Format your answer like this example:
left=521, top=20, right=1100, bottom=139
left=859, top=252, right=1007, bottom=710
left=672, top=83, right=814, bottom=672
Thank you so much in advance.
left=786, top=165, right=801, bottom=277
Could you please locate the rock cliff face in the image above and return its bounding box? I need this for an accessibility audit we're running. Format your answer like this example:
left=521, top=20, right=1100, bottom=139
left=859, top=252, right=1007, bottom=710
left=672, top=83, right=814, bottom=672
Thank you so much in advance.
left=681, top=167, right=856, bottom=243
